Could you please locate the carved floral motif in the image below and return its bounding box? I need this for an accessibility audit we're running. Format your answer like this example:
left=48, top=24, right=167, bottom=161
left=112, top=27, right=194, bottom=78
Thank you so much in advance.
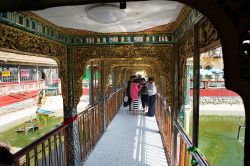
left=178, top=34, right=194, bottom=110
left=199, top=20, right=219, bottom=49
left=0, top=23, right=68, bottom=105
left=72, top=45, right=173, bottom=107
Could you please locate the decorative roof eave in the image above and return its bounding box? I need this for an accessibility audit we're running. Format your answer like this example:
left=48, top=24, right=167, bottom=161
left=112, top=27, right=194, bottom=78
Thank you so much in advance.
left=170, top=5, right=192, bottom=32
left=21, top=11, right=63, bottom=33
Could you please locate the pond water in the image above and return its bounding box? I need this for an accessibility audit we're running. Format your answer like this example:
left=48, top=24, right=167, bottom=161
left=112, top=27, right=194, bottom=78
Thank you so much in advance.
left=199, top=116, right=245, bottom=166
left=0, top=115, right=62, bottom=148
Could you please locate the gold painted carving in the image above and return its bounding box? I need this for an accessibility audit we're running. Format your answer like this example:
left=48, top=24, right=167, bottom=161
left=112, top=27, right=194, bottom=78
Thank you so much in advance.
left=179, top=34, right=194, bottom=59
left=171, top=5, right=193, bottom=32
left=142, top=23, right=174, bottom=33
left=178, top=34, right=194, bottom=110
left=199, top=20, right=220, bottom=50
left=0, top=23, right=68, bottom=105
left=72, top=44, right=173, bottom=107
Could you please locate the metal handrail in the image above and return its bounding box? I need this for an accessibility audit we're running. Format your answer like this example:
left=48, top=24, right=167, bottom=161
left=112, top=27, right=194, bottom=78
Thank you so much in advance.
left=13, top=122, right=68, bottom=159
left=78, top=87, right=124, bottom=116
left=173, top=115, right=210, bottom=166
left=158, top=95, right=210, bottom=166
left=14, top=87, right=124, bottom=159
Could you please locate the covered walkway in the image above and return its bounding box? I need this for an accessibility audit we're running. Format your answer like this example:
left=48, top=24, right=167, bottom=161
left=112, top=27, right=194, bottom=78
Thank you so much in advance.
left=84, top=107, right=168, bottom=166
left=1, top=1, right=250, bottom=165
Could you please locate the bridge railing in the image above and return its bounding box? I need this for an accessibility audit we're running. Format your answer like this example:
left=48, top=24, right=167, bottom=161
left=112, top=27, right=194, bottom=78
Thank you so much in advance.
left=13, top=122, right=67, bottom=166
left=156, top=95, right=210, bottom=166
left=13, top=87, right=125, bottom=166
left=78, top=87, right=124, bottom=162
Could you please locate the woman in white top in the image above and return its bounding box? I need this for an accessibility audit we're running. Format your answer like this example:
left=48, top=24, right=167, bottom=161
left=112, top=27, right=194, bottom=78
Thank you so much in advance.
left=146, top=77, right=157, bottom=117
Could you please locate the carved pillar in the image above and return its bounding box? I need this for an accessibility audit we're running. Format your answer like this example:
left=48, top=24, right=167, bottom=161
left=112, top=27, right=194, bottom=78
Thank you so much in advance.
left=121, top=68, right=128, bottom=85
left=89, top=62, right=94, bottom=105
left=97, top=62, right=102, bottom=102
left=64, top=46, right=80, bottom=165
left=185, top=62, right=192, bottom=105
left=192, top=23, right=200, bottom=148
left=184, top=61, right=192, bottom=133
left=171, top=44, right=178, bottom=166
left=104, top=61, right=111, bottom=95
left=93, top=66, right=99, bottom=103
left=112, top=67, right=117, bottom=112
left=100, top=60, right=106, bottom=131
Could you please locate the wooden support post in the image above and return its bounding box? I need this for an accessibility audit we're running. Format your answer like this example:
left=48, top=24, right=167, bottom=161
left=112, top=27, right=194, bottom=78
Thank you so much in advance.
left=64, top=46, right=80, bottom=165
left=192, top=23, right=200, bottom=148
left=171, top=44, right=179, bottom=166
left=114, top=68, right=118, bottom=112
left=184, top=62, right=192, bottom=133
left=100, top=60, right=106, bottom=131
left=89, top=62, right=94, bottom=106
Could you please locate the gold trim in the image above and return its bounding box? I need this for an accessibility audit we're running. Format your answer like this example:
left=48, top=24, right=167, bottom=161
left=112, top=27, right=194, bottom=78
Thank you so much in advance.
left=72, top=44, right=173, bottom=106
left=0, top=23, right=68, bottom=105
left=171, top=5, right=192, bottom=32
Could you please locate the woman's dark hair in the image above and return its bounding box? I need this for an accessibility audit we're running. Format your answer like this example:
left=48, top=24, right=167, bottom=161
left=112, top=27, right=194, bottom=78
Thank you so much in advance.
left=148, top=77, right=154, bottom=81
left=133, top=79, right=139, bottom=83
left=0, top=145, right=14, bottom=165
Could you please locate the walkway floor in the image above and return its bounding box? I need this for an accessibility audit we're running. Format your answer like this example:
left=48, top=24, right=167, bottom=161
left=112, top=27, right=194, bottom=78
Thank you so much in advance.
left=84, top=107, right=168, bottom=166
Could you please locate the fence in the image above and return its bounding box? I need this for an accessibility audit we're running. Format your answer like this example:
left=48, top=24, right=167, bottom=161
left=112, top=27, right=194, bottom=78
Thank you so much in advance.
left=13, top=87, right=124, bottom=166
left=156, top=95, right=210, bottom=166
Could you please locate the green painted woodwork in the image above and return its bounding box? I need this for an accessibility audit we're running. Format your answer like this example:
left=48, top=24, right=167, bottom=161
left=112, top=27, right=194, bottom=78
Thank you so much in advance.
left=83, top=66, right=89, bottom=80
left=0, top=11, right=176, bottom=45
left=174, top=9, right=202, bottom=41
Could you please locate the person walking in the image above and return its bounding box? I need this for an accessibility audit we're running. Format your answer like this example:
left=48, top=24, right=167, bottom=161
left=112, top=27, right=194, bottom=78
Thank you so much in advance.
left=146, top=77, right=157, bottom=117
left=130, top=79, right=141, bottom=114
left=140, top=78, right=148, bottom=112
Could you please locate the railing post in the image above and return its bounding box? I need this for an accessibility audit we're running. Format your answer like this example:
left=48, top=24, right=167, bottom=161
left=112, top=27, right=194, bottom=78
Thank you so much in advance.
left=64, top=46, right=80, bottom=165
left=192, top=23, right=200, bottom=148
left=100, top=60, right=106, bottom=131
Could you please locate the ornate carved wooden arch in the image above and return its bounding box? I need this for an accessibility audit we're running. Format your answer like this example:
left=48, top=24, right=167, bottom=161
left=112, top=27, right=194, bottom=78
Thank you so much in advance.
left=109, top=60, right=162, bottom=76
left=72, top=44, right=173, bottom=106
left=0, top=23, right=69, bottom=104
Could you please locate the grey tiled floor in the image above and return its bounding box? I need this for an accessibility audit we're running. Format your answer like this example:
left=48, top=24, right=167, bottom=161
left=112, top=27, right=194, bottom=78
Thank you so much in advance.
left=84, top=107, right=168, bottom=166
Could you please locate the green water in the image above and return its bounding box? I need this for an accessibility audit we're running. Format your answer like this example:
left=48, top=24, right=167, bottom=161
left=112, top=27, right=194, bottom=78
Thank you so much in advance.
left=198, top=116, right=245, bottom=166
left=0, top=115, right=62, bottom=148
